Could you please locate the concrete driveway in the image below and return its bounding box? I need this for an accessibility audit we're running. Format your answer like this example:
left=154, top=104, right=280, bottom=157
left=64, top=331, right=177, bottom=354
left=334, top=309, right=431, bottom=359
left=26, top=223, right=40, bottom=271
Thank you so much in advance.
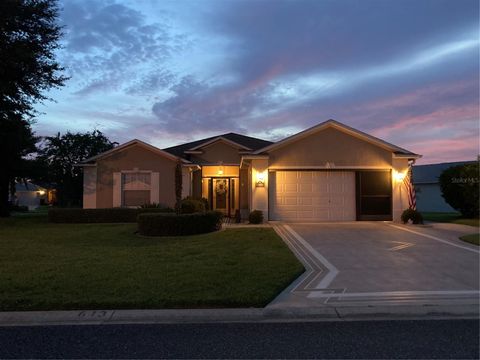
left=271, top=222, right=479, bottom=308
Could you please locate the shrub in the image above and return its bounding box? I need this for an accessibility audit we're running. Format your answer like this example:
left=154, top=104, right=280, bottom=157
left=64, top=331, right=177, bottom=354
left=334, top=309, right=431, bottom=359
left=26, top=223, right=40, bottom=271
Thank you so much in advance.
left=48, top=207, right=174, bottom=223
left=180, top=198, right=206, bottom=214
left=439, top=162, right=479, bottom=218
left=249, top=210, right=264, bottom=224
left=140, top=202, right=168, bottom=209
left=401, top=208, right=424, bottom=224
left=138, top=211, right=224, bottom=236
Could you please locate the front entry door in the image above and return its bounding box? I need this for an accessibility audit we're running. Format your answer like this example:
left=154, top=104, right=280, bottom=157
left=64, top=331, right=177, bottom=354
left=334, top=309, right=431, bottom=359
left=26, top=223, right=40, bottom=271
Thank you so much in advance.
left=213, top=179, right=228, bottom=214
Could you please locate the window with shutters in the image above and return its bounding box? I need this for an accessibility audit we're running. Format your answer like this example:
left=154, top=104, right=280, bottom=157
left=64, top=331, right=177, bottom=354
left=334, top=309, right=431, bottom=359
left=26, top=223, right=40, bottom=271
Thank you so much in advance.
left=122, top=172, right=151, bottom=206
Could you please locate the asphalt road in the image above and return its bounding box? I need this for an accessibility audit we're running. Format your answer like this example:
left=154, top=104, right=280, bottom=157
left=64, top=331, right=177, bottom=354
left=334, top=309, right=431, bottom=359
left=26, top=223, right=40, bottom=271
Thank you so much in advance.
left=0, top=319, right=478, bottom=359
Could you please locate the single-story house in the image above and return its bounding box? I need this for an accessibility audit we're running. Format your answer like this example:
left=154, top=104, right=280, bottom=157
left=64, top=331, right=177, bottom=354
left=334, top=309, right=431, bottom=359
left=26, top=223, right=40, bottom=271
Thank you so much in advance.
left=79, top=119, right=421, bottom=222
left=10, top=182, right=50, bottom=210
left=412, top=161, right=476, bottom=213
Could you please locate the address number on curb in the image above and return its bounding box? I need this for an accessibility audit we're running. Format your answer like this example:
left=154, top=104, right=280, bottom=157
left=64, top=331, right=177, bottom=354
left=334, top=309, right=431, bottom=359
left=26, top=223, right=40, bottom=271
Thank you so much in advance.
left=77, top=310, right=115, bottom=319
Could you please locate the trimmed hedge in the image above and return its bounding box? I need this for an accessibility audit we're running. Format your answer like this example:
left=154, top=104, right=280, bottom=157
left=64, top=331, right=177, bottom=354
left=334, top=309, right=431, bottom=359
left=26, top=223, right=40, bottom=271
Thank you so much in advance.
left=249, top=210, right=264, bottom=224
left=48, top=207, right=174, bottom=223
left=180, top=198, right=206, bottom=214
left=138, top=211, right=224, bottom=236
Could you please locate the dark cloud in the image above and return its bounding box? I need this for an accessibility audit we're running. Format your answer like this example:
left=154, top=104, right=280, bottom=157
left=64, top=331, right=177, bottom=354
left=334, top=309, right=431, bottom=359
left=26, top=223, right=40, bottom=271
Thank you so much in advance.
left=58, top=0, right=185, bottom=96
left=149, top=0, right=478, bottom=138
left=36, top=0, right=479, bottom=163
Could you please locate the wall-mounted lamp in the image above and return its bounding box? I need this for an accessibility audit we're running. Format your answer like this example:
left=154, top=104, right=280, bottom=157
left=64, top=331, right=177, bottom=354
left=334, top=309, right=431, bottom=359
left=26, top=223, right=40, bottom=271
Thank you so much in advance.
left=394, top=170, right=406, bottom=183
left=217, top=166, right=224, bottom=176
left=256, top=172, right=266, bottom=187
left=37, top=190, right=46, bottom=196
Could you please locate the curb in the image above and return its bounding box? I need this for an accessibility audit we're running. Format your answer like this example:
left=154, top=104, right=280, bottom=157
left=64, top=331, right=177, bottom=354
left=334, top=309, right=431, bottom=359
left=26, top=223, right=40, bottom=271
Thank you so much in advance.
left=0, top=304, right=478, bottom=327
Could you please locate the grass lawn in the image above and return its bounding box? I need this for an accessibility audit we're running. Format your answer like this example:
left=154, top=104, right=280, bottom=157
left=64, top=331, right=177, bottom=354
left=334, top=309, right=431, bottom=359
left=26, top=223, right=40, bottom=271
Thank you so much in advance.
left=459, top=233, right=480, bottom=246
left=0, top=215, right=304, bottom=311
left=421, top=212, right=479, bottom=227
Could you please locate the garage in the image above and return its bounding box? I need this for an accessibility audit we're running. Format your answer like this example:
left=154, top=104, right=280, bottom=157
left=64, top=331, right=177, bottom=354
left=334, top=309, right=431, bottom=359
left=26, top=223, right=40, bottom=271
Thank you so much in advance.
left=269, top=171, right=356, bottom=221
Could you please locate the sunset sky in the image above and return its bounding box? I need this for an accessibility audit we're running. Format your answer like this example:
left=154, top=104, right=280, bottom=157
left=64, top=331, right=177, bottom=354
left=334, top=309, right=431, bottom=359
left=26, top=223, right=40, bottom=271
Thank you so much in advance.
left=34, top=0, right=479, bottom=164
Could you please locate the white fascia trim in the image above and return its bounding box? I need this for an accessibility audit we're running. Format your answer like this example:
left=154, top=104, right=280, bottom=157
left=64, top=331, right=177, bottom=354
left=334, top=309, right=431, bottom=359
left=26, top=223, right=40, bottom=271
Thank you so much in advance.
left=268, top=166, right=392, bottom=170
left=393, top=153, right=423, bottom=159
left=254, top=119, right=419, bottom=156
left=183, top=164, right=201, bottom=170
left=188, top=137, right=252, bottom=151
left=81, top=139, right=190, bottom=164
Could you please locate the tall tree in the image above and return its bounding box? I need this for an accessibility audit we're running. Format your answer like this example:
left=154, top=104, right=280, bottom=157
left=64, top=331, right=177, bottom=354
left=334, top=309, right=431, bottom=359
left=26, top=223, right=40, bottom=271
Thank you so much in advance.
left=0, top=0, right=66, bottom=216
left=37, top=131, right=116, bottom=207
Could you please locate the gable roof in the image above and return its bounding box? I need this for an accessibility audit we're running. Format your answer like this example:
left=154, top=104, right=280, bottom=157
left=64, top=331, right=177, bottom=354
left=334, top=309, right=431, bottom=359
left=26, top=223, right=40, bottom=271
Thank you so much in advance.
left=412, top=160, right=476, bottom=184
left=15, top=181, right=46, bottom=192
left=79, top=139, right=190, bottom=165
left=254, top=119, right=421, bottom=158
left=164, top=132, right=273, bottom=157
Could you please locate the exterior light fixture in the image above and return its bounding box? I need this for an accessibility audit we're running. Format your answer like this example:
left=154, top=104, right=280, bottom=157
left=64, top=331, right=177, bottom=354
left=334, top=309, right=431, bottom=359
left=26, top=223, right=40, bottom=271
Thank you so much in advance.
left=217, top=166, right=224, bottom=176
left=394, top=170, right=406, bottom=182
left=37, top=190, right=46, bottom=196
left=256, top=172, right=266, bottom=187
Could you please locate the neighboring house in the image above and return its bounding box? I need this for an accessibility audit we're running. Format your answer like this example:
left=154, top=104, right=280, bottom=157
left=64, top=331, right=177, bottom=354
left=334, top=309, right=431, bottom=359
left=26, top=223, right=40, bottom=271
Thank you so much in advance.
left=412, top=161, right=476, bottom=213
left=79, top=119, right=421, bottom=222
left=10, top=182, right=49, bottom=210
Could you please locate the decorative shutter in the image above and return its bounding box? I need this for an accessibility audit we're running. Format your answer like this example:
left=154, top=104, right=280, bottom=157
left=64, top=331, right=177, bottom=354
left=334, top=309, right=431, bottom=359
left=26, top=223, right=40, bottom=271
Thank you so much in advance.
left=113, top=172, right=122, bottom=207
left=150, top=172, right=160, bottom=204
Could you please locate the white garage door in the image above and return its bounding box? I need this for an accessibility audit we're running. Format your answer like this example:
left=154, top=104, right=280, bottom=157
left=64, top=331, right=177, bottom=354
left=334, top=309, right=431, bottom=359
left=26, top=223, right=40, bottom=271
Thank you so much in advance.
left=270, top=171, right=356, bottom=221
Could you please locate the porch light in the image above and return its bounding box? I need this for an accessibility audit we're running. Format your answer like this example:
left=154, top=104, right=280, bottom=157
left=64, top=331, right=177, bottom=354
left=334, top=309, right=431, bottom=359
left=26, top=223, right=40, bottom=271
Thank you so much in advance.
left=37, top=190, right=46, bottom=196
left=394, top=170, right=406, bottom=182
left=256, top=172, right=266, bottom=187
left=217, top=166, right=224, bottom=176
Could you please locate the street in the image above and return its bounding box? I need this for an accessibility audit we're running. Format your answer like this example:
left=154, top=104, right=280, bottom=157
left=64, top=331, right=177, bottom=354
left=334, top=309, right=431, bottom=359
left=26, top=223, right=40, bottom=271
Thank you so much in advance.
left=0, top=319, right=478, bottom=359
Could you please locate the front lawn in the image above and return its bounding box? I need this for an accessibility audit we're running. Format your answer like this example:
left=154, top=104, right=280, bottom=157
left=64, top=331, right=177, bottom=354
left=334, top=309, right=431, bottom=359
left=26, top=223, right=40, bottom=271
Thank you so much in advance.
left=459, top=234, right=480, bottom=246
left=421, top=212, right=479, bottom=227
left=0, top=216, right=303, bottom=311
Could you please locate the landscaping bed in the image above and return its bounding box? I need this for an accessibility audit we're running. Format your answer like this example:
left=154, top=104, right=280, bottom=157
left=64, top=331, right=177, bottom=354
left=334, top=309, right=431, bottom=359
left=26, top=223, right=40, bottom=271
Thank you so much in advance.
left=0, top=215, right=304, bottom=311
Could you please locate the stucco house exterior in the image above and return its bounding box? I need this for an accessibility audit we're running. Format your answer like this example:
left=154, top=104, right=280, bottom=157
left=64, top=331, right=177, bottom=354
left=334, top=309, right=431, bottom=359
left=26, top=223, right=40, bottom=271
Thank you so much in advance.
left=412, top=161, right=475, bottom=213
left=79, top=119, right=421, bottom=222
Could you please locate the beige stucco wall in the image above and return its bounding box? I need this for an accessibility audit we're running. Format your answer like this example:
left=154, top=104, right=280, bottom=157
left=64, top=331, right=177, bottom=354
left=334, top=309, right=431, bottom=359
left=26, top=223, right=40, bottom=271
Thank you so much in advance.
left=190, top=141, right=242, bottom=164
left=250, top=158, right=269, bottom=217
left=82, top=166, right=97, bottom=208
left=268, top=127, right=392, bottom=168
left=95, top=144, right=177, bottom=208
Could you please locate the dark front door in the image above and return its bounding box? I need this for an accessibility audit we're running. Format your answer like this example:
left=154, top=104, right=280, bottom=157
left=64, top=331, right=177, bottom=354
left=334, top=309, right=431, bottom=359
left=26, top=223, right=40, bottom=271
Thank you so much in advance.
left=213, top=178, right=228, bottom=214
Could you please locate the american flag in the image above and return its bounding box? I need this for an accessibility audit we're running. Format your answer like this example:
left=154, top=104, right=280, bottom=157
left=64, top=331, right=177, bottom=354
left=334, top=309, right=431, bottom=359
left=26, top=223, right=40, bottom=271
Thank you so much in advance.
left=403, top=164, right=417, bottom=210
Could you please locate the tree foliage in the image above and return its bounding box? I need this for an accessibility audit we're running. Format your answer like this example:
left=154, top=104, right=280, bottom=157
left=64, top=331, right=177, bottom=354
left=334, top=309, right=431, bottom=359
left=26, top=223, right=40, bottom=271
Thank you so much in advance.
left=0, top=0, right=67, bottom=120
left=36, top=130, right=116, bottom=207
left=439, top=162, right=479, bottom=218
left=0, top=0, right=66, bottom=216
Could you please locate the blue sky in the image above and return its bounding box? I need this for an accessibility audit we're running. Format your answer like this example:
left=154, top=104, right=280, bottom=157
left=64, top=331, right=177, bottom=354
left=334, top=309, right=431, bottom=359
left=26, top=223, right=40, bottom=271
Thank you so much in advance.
left=34, top=0, right=479, bottom=164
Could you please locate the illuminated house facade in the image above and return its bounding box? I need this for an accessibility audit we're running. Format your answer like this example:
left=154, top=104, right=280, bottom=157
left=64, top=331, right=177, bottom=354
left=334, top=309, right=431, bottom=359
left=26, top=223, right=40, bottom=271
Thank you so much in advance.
left=79, top=119, right=420, bottom=222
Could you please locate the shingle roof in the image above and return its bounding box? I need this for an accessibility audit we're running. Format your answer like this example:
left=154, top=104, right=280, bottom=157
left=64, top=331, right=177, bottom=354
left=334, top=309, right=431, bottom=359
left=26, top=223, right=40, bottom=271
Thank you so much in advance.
left=163, top=132, right=273, bottom=157
left=15, top=182, right=46, bottom=192
left=412, top=161, right=477, bottom=184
